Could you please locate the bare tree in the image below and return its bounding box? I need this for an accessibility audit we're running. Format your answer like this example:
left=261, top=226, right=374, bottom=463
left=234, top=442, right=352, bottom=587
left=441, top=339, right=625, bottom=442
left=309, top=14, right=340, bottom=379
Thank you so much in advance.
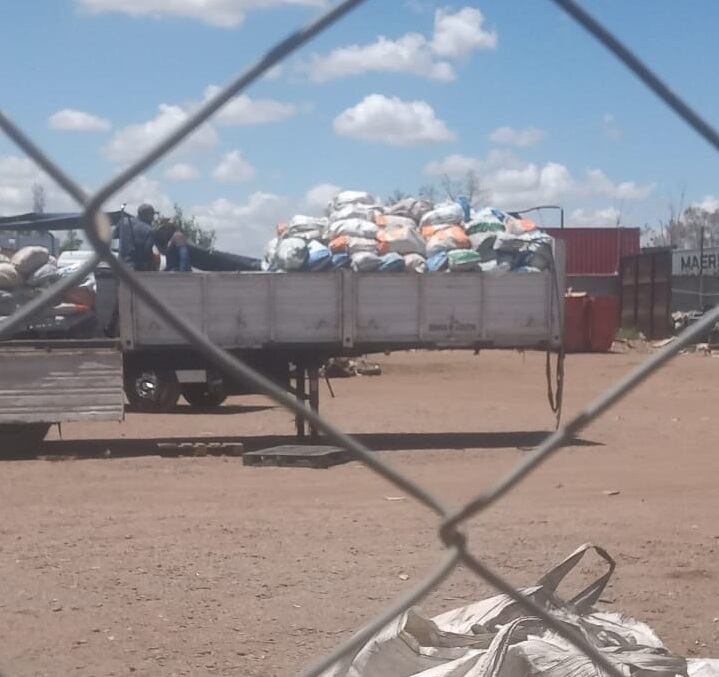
left=613, top=200, right=624, bottom=228
left=644, top=191, right=719, bottom=249
left=31, top=182, right=46, bottom=214
left=386, top=188, right=409, bottom=205
left=418, top=183, right=439, bottom=203
left=439, top=170, right=486, bottom=207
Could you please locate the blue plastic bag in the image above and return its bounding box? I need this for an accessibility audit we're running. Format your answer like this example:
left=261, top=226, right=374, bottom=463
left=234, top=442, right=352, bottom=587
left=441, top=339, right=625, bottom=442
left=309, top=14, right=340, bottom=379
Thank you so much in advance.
left=377, top=252, right=405, bottom=272
left=426, top=251, right=448, bottom=272
left=331, top=253, right=351, bottom=269
left=457, top=196, right=471, bottom=222
left=304, top=240, right=332, bottom=271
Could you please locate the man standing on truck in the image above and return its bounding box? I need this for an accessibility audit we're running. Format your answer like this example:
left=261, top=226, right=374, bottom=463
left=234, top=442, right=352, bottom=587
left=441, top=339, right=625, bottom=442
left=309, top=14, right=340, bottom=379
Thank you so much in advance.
left=113, top=203, right=158, bottom=271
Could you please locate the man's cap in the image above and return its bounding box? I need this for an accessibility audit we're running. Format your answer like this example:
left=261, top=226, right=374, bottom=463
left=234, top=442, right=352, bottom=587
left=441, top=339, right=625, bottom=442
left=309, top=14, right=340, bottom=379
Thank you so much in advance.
left=137, top=203, right=157, bottom=217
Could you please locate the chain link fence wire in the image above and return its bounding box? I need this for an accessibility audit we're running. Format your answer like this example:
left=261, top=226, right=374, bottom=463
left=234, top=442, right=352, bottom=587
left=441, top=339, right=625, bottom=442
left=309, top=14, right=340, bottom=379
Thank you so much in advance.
left=1, top=0, right=719, bottom=674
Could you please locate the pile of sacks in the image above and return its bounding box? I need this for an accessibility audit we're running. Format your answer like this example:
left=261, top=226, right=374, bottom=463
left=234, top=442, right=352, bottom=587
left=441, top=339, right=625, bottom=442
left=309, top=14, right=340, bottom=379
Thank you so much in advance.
left=263, top=190, right=554, bottom=274
left=0, top=246, right=97, bottom=318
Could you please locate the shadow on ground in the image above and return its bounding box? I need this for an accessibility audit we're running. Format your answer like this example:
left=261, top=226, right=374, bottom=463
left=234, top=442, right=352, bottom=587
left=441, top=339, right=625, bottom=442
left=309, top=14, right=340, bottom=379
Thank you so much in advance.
left=4, top=430, right=601, bottom=461
left=123, top=404, right=278, bottom=416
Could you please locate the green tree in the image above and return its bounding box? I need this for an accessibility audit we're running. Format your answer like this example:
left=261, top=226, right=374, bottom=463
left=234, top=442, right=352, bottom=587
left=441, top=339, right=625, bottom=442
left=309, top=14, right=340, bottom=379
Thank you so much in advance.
left=156, top=204, right=216, bottom=250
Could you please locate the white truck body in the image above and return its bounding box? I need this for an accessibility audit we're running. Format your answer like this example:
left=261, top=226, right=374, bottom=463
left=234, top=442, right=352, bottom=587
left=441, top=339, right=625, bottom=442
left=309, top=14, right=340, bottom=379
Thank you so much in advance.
left=120, top=265, right=563, bottom=353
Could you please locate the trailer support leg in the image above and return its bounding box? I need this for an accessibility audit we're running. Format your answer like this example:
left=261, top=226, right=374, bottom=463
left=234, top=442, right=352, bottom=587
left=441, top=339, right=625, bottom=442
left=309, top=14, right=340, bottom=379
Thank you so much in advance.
left=308, top=366, right=320, bottom=440
left=294, top=361, right=306, bottom=439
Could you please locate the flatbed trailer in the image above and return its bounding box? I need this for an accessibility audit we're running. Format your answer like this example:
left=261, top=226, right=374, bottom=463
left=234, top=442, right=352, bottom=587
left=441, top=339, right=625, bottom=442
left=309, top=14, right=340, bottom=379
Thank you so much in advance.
left=119, top=261, right=564, bottom=435
left=0, top=218, right=564, bottom=445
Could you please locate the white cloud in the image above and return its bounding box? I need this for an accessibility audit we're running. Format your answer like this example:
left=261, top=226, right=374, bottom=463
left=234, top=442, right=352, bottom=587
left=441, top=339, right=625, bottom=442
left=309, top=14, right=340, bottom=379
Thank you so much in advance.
left=203, top=85, right=298, bottom=125
left=0, top=156, right=175, bottom=219
left=264, top=64, right=284, bottom=81
left=104, top=86, right=297, bottom=165
left=586, top=169, right=654, bottom=200
left=76, top=0, right=328, bottom=28
left=425, top=153, right=482, bottom=177
left=191, top=192, right=289, bottom=254
left=490, top=161, right=573, bottom=206
left=692, top=195, right=719, bottom=213
left=104, top=104, right=218, bottom=164
left=602, top=113, right=623, bottom=140
left=489, top=126, right=545, bottom=148
left=304, top=6, right=496, bottom=83
left=303, top=183, right=341, bottom=213
left=306, top=34, right=455, bottom=83
left=404, top=0, right=432, bottom=13
left=109, top=174, right=174, bottom=215
left=431, top=7, right=497, bottom=57
left=48, top=108, right=111, bottom=132
left=190, top=183, right=349, bottom=255
left=425, top=151, right=654, bottom=209
left=212, top=150, right=256, bottom=182
left=164, top=163, right=200, bottom=181
left=0, top=155, right=77, bottom=215
left=570, top=207, right=622, bottom=226
left=334, top=94, right=455, bottom=147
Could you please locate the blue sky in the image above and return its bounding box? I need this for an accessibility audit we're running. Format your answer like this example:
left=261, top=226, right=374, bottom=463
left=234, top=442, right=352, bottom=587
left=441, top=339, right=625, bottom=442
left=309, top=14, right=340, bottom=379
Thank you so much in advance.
left=1, top=0, right=718, bottom=254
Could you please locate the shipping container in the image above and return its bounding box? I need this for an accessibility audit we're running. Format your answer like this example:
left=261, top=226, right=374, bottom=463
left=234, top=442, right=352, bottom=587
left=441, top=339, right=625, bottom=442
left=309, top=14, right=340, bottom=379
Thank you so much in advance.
left=543, top=227, right=640, bottom=275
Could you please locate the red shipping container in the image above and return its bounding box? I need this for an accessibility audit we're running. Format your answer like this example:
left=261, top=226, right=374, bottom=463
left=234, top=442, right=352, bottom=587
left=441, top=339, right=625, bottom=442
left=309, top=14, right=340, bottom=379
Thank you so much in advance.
left=564, top=294, right=590, bottom=352
left=588, top=296, right=618, bottom=352
left=564, top=294, right=618, bottom=352
left=544, top=227, right=640, bottom=275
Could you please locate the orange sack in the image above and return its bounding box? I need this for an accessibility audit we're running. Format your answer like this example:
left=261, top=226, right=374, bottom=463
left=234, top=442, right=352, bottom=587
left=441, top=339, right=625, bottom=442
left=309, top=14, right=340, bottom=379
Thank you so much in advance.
left=376, top=239, right=389, bottom=255
left=421, top=222, right=459, bottom=240
left=329, top=235, right=350, bottom=254
left=425, top=225, right=471, bottom=257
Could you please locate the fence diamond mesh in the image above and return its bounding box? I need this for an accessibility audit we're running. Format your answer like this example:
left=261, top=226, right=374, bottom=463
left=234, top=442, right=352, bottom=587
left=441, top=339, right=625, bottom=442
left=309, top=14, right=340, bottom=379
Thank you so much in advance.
left=1, top=1, right=718, bottom=675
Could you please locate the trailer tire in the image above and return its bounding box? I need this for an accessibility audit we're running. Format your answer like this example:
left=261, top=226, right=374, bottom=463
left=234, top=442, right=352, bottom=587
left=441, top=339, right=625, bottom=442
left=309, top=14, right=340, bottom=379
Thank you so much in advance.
left=0, top=424, right=51, bottom=456
left=124, top=369, right=180, bottom=413
left=182, top=385, right=227, bottom=409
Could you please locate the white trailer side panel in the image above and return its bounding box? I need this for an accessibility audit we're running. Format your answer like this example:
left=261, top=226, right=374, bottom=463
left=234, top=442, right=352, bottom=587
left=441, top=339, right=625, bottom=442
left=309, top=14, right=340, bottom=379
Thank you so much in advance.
left=422, top=275, right=483, bottom=346
left=483, top=274, right=555, bottom=342
left=272, top=274, right=342, bottom=343
left=126, top=275, right=204, bottom=345
left=354, top=275, right=420, bottom=342
left=205, top=274, right=271, bottom=348
left=120, top=264, right=562, bottom=351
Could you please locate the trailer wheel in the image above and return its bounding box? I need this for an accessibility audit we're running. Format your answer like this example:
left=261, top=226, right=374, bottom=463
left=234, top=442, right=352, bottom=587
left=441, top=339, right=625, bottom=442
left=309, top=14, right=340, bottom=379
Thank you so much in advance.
left=0, top=424, right=51, bottom=455
left=181, top=385, right=227, bottom=409
left=124, top=369, right=180, bottom=413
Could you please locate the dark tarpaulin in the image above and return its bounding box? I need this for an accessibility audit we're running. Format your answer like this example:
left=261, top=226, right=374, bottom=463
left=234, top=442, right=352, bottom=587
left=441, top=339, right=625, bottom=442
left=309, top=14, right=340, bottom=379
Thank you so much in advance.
left=0, top=211, right=124, bottom=232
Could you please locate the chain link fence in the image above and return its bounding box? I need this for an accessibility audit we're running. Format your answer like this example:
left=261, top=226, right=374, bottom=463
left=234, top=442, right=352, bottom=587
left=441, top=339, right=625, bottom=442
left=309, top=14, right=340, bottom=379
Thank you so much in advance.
left=1, top=1, right=718, bottom=675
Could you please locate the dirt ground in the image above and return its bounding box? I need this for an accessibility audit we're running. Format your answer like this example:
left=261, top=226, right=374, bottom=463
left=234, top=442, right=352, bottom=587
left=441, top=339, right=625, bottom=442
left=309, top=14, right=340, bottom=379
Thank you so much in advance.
left=0, top=349, right=717, bottom=677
